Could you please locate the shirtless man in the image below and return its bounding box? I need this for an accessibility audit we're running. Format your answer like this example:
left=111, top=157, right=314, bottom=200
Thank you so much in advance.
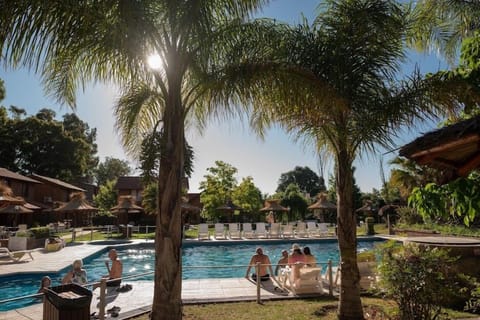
left=245, top=247, right=274, bottom=282
left=275, top=249, right=289, bottom=275
left=105, top=249, right=123, bottom=286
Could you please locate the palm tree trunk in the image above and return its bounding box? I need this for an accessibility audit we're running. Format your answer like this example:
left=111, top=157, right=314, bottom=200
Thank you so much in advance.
left=151, top=75, right=185, bottom=320
left=336, top=150, right=364, bottom=320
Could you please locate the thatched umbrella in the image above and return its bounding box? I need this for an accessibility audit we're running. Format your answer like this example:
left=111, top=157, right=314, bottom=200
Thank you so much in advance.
left=260, top=199, right=289, bottom=223
left=55, top=192, right=98, bottom=227
left=308, top=193, right=336, bottom=222
left=0, top=183, right=25, bottom=206
left=216, top=200, right=242, bottom=222
left=0, top=204, right=33, bottom=227
left=111, top=195, right=143, bottom=226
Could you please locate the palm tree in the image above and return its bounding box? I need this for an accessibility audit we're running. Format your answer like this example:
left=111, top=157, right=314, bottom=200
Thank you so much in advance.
left=408, top=0, right=480, bottom=62
left=0, top=1, right=266, bottom=319
left=211, top=0, right=462, bottom=318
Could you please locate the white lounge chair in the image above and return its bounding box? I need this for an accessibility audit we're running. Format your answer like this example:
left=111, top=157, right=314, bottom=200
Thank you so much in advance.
left=269, top=223, right=282, bottom=238
left=214, top=223, right=227, bottom=239
left=317, top=223, right=332, bottom=237
left=0, top=247, right=34, bottom=262
left=255, top=222, right=268, bottom=238
left=281, top=266, right=323, bottom=295
left=306, top=221, right=320, bottom=237
left=242, top=223, right=255, bottom=239
left=197, top=224, right=210, bottom=240
left=295, top=222, right=308, bottom=238
left=228, top=223, right=242, bottom=239
left=282, top=224, right=294, bottom=238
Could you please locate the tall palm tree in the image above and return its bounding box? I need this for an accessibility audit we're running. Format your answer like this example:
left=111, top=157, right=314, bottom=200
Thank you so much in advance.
left=408, top=0, right=480, bottom=62
left=0, top=1, right=266, bottom=319
left=210, top=0, right=462, bottom=318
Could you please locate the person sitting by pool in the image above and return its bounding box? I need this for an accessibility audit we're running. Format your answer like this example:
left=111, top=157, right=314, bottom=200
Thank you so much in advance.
left=37, top=276, right=51, bottom=294
left=303, top=246, right=317, bottom=267
left=245, top=247, right=274, bottom=282
left=62, top=259, right=88, bottom=285
left=105, top=249, right=123, bottom=287
left=288, top=243, right=306, bottom=283
left=275, top=249, right=289, bottom=275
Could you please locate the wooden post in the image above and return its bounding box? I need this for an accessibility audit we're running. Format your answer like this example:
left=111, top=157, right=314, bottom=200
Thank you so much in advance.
left=99, top=278, right=107, bottom=320
left=328, top=259, right=333, bottom=296
left=256, top=262, right=261, bottom=304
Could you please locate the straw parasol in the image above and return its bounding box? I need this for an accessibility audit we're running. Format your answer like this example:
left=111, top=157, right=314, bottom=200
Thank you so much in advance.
left=216, top=200, right=242, bottom=222
left=111, top=195, right=143, bottom=226
left=260, top=199, right=289, bottom=224
left=0, top=204, right=33, bottom=214
left=308, top=193, right=336, bottom=222
left=55, top=192, right=98, bottom=227
left=259, top=199, right=288, bottom=212
left=0, top=183, right=25, bottom=206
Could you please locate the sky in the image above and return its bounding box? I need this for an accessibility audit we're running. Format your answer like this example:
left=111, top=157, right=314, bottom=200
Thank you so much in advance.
left=0, top=0, right=449, bottom=196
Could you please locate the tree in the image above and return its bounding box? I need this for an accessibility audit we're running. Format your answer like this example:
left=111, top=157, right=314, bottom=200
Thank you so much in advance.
left=389, top=157, right=443, bottom=200
left=93, top=180, right=118, bottom=215
left=0, top=2, right=264, bottom=318
left=199, top=161, right=238, bottom=221
left=276, top=166, right=322, bottom=197
left=0, top=108, right=98, bottom=181
left=232, top=176, right=263, bottom=221
left=280, top=183, right=308, bottom=221
left=96, top=157, right=131, bottom=187
left=213, top=1, right=460, bottom=317
left=408, top=0, right=480, bottom=63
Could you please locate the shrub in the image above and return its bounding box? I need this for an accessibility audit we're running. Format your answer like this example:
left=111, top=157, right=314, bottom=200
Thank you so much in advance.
left=29, top=227, right=50, bottom=239
left=397, top=206, right=423, bottom=225
left=378, top=241, right=461, bottom=320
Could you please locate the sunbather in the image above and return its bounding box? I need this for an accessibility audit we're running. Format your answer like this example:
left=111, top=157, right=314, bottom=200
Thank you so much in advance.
left=303, top=246, right=317, bottom=267
left=288, top=243, right=306, bottom=282
left=245, top=247, right=274, bottom=282
left=275, top=250, right=289, bottom=275
left=37, top=276, right=51, bottom=294
left=105, top=249, right=123, bottom=287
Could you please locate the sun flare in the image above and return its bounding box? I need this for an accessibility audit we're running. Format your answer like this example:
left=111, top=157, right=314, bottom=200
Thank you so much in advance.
left=147, top=54, right=163, bottom=70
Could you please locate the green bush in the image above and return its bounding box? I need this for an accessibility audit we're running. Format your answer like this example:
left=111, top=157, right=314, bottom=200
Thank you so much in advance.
left=397, top=206, right=423, bottom=225
left=30, top=227, right=50, bottom=239
left=378, top=241, right=462, bottom=320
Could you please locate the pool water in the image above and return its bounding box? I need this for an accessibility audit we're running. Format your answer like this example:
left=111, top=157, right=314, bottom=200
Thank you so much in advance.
left=0, top=239, right=383, bottom=311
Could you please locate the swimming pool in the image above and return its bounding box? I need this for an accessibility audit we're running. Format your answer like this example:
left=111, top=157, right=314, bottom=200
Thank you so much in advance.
left=0, top=238, right=383, bottom=311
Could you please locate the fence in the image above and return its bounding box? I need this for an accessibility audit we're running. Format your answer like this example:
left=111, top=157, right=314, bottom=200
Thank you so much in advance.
left=0, top=260, right=337, bottom=320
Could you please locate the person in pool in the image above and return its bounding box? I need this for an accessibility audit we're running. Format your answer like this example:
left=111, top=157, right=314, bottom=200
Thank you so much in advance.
left=37, top=276, right=51, bottom=294
left=245, top=247, right=274, bottom=282
left=62, top=259, right=88, bottom=285
left=275, top=249, right=289, bottom=276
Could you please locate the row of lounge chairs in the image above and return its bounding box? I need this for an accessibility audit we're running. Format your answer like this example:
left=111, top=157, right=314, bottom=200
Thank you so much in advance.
left=197, top=222, right=334, bottom=240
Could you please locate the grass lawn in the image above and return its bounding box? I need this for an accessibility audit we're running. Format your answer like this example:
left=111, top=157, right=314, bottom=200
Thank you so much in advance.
left=128, top=297, right=478, bottom=320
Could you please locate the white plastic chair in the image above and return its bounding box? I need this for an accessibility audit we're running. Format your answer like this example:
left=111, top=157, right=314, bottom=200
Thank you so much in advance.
left=295, top=222, right=308, bottom=238
left=317, top=223, right=331, bottom=237
left=228, top=223, right=241, bottom=239
left=197, top=224, right=210, bottom=240
left=269, top=223, right=282, bottom=238
left=282, top=224, right=294, bottom=238
left=255, top=222, right=268, bottom=238
left=306, top=221, right=320, bottom=237
left=242, top=223, right=255, bottom=239
left=214, top=223, right=226, bottom=239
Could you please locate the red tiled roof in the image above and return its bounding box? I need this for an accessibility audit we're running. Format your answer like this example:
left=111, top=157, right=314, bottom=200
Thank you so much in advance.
left=30, top=174, right=85, bottom=192
left=0, top=168, right=41, bottom=184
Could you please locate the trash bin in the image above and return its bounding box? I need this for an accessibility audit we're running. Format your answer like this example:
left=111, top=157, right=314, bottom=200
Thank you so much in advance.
left=43, top=283, right=92, bottom=320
